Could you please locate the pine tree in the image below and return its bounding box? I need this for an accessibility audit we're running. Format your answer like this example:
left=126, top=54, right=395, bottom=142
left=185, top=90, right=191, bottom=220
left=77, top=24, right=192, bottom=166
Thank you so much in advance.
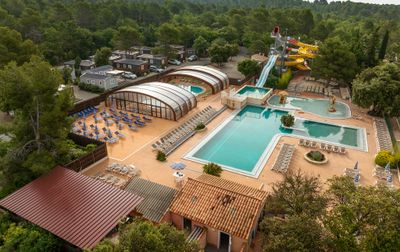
left=378, top=30, right=389, bottom=60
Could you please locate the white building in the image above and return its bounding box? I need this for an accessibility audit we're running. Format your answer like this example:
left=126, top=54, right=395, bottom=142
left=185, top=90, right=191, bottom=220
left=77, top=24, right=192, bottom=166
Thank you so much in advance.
left=80, top=72, right=118, bottom=90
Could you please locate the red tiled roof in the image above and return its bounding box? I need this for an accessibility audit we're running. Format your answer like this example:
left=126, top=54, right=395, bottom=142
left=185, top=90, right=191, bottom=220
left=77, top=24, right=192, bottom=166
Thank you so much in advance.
left=0, top=166, right=143, bottom=249
left=169, top=175, right=267, bottom=240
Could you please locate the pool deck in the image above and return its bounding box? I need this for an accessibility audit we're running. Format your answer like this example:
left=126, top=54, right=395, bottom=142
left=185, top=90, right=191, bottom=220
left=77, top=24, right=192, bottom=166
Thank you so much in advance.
left=81, top=90, right=399, bottom=192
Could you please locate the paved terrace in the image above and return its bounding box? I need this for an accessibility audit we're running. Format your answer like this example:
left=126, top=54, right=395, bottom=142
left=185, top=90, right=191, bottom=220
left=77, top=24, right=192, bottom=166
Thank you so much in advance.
left=81, top=89, right=399, bottom=192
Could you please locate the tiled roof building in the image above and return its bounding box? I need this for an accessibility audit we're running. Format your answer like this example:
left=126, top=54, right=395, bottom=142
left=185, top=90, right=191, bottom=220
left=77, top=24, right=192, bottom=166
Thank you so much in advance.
left=169, top=174, right=267, bottom=252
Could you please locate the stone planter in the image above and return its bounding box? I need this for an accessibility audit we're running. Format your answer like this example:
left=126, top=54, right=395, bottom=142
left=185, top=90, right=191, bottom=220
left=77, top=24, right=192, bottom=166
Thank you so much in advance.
left=304, top=153, right=328, bottom=165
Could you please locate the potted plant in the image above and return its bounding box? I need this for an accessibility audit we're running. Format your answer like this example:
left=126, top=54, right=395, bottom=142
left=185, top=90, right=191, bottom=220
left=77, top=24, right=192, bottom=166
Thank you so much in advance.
left=195, top=122, right=206, bottom=132
left=156, top=151, right=167, bottom=162
left=203, top=163, right=222, bottom=177
left=280, top=114, right=295, bottom=128
left=304, top=150, right=328, bottom=164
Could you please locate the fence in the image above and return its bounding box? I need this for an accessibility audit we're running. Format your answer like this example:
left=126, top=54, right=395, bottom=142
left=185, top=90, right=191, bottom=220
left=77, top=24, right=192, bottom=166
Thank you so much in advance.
left=69, top=69, right=176, bottom=115
left=65, top=133, right=108, bottom=172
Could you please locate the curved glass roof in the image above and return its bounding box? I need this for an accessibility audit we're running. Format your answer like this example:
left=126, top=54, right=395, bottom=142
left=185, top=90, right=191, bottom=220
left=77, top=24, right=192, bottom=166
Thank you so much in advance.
left=165, top=70, right=222, bottom=92
left=112, top=82, right=196, bottom=115
left=179, top=65, right=229, bottom=89
left=145, top=82, right=197, bottom=109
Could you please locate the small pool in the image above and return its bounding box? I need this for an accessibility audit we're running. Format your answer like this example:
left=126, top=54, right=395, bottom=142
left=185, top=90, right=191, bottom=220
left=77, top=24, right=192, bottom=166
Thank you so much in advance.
left=236, top=86, right=271, bottom=96
left=186, top=105, right=366, bottom=177
left=268, top=95, right=351, bottom=119
left=178, top=85, right=205, bottom=95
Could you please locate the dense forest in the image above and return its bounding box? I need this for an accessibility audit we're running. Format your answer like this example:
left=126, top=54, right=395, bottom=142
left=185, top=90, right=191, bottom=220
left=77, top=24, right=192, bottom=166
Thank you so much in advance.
left=0, top=0, right=399, bottom=66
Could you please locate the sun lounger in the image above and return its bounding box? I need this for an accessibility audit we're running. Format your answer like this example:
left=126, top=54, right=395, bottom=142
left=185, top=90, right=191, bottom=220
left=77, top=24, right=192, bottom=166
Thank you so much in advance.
left=299, top=139, right=305, bottom=146
left=333, top=146, right=340, bottom=153
left=115, top=131, right=125, bottom=138
left=310, top=141, right=317, bottom=148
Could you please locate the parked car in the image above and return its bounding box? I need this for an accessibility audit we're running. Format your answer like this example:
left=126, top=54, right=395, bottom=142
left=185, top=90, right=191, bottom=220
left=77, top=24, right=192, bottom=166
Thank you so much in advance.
left=122, top=72, right=137, bottom=79
left=187, top=55, right=198, bottom=62
left=149, top=65, right=165, bottom=73
left=168, top=59, right=181, bottom=65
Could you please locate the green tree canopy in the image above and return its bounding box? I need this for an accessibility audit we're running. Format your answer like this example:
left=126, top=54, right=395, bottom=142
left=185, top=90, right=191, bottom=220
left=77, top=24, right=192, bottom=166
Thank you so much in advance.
left=0, top=56, right=74, bottom=195
left=324, top=176, right=400, bottom=251
left=0, top=211, right=60, bottom=252
left=352, top=62, right=400, bottom=116
left=312, top=37, right=358, bottom=84
left=379, top=30, right=390, bottom=60
left=261, top=172, right=400, bottom=252
left=112, top=26, right=142, bottom=52
left=156, top=23, right=180, bottom=57
left=0, top=26, right=38, bottom=68
left=209, top=39, right=239, bottom=66
left=192, top=36, right=209, bottom=57
left=94, top=47, right=112, bottom=66
left=91, top=221, right=197, bottom=252
left=237, top=59, right=260, bottom=77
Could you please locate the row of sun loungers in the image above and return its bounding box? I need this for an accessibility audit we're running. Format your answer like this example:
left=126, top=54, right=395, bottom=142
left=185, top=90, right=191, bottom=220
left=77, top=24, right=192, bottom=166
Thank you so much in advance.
left=74, top=106, right=97, bottom=118
left=271, top=144, right=295, bottom=173
left=92, top=172, right=128, bottom=188
left=152, top=106, right=217, bottom=155
left=106, top=163, right=141, bottom=178
left=374, top=118, right=393, bottom=151
left=299, top=139, right=346, bottom=154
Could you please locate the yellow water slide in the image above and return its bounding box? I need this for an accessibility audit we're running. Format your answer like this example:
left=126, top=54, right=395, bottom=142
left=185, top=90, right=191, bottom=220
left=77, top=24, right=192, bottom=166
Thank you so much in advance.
left=295, top=41, right=319, bottom=51
left=286, top=39, right=318, bottom=70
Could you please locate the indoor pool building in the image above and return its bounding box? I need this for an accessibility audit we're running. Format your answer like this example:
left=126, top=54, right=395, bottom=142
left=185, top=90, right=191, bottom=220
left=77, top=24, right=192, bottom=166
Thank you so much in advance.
left=106, top=82, right=197, bottom=120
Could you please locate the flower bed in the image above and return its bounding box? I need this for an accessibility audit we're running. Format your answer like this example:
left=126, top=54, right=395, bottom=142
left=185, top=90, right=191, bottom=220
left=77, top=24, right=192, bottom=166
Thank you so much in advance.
left=304, top=150, right=328, bottom=165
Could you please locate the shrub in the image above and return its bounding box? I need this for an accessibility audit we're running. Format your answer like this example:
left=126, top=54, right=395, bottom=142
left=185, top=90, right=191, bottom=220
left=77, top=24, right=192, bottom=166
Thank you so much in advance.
left=195, top=122, right=206, bottom=131
left=156, top=151, right=167, bottom=162
left=374, top=150, right=396, bottom=167
left=276, top=69, right=292, bottom=90
left=281, top=114, right=295, bottom=127
left=307, top=151, right=326, bottom=162
left=78, top=82, right=105, bottom=94
left=203, top=163, right=222, bottom=177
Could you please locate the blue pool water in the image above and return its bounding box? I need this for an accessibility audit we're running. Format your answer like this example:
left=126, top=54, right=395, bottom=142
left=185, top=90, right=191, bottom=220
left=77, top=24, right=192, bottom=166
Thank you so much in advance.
left=178, top=85, right=205, bottom=95
left=188, top=105, right=364, bottom=175
left=268, top=95, right=351, bottom=119
left=237, top=86, right=271, bottom=96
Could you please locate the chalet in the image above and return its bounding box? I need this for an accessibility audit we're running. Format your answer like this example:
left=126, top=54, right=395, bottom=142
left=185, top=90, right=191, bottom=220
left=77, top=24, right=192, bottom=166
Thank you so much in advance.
left=83, top=65, right=113, bottom=75
left=80, top=72, right=118, bottom=90
left=113, top=59, right=149, bottom=76
left=64, top=59, right=96, bottom=71
left=112, top=50, right=140, bottom=60
left=137, top=54, right=167, bottom=67
left=170, top=45, right=186, bottom=61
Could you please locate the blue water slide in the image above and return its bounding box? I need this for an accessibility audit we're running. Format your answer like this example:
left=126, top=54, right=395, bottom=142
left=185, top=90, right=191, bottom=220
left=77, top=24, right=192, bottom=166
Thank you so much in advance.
left=255, top=55, right=278, bottom=87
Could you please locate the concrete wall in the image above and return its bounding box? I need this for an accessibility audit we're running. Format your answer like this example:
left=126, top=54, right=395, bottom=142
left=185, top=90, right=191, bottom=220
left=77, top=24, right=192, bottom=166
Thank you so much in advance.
left=171, top=212, right=183, bottom=229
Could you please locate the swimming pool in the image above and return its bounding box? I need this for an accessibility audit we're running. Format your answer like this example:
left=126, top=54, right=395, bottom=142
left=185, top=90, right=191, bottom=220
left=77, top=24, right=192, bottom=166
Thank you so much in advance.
left=236, top=86, right=272, bottom=96
left=178, top=85, right=205, bottom=95
left=185, top=105, right=366, bottom=177
left=268, top=95, right=351, bottom=119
